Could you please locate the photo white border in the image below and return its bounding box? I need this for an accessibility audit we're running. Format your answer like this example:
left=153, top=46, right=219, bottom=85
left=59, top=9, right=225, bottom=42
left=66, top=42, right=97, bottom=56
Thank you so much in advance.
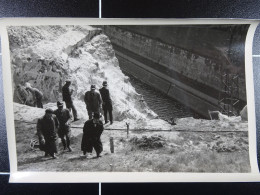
left=0, top=18, right=259, bottom=182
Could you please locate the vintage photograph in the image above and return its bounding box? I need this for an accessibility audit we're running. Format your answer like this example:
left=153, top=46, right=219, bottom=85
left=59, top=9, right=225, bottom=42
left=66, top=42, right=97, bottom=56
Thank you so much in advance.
left=7, top=24, right=250, bottom=172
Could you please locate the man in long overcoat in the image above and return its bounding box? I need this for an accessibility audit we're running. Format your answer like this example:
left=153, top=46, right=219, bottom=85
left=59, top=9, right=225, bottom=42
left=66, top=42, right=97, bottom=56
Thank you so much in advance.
left=84, top=85, right=103, bottom=119
left=37, top=108, right=59, bottom=159
left=54, top=101, right=73, bottom=152
left=81, top=113, right=104, bottom=158
left=99, top=81, right=113, bottom=124
left=62, top=80, right=79, bottom=121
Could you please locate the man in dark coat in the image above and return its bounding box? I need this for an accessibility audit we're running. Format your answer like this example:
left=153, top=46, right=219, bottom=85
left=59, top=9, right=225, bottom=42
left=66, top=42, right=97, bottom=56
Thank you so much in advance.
left=54, top=101, right=73, bottom=152
left=25, top=82, right=44, bottom=108
left=62, top=80, right=79, bottom=121
left=81, top=113, right=104, bottom=158
left=37, top=108, right=59, bottom=159
left=99, top=81, right=113, bottom=124
left=84, top=85, right=103, bottom=119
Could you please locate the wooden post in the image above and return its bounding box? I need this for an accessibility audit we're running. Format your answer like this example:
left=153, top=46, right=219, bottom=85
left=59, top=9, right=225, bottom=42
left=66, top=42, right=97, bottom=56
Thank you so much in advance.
left=126, top=122, right=130, bottom=138
left=110, top=137, right=114, bottom=153
left=110, top=164, right=114, bottom=172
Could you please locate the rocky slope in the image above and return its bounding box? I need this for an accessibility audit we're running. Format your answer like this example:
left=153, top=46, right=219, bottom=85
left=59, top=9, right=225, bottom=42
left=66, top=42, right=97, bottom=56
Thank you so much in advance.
left=8, top=25, right=158, bottom=121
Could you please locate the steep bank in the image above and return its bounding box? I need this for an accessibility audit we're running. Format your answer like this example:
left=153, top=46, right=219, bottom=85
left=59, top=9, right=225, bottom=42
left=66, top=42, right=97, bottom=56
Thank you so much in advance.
left=8, top=25, right=159, bottom=122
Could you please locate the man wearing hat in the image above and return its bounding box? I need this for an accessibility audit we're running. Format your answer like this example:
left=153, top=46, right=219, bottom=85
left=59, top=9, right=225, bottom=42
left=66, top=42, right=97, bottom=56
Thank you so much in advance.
left=62, top=80, right=79, bottom=121
left=84, top=85, right=103, bottom=119
left=99, top=81, right=113, bottom=124
left=81, top=112, right=104, bottom=158
left=54, top=101, right=73, bottom=152
left=37, top=108, right=59, bottom=159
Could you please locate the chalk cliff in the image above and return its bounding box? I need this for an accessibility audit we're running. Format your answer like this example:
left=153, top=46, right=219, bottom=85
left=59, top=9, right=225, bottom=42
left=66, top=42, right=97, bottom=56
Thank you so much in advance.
left=8, top=25, right=157, bottom=121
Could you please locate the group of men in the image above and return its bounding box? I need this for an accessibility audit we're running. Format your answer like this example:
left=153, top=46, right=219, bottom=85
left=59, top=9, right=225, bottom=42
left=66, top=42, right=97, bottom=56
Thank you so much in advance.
left=61, top=80, right=113, bottom=124
left=36, top=80, right=113, bottom=159
left=84, top=81, right=113, bottom=124
left=37, top=101, right=76, bottom=159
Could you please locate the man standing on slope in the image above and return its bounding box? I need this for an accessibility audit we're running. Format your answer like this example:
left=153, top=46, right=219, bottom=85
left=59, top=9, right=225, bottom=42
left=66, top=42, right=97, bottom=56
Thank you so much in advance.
left=99, top=81, right=113, bottom=124
left=25, top=82, right=44, bottom=108
left=62, top=80, right=79, bottom=122
left=37, top=108, right=59, bottom=159
left=16, top=84, right=34, bottom=106
left=81, top=112, right=104, bottom=158
left=54, top=101, right=73, bottom=152
left=84, top=85, right=103, bottom=119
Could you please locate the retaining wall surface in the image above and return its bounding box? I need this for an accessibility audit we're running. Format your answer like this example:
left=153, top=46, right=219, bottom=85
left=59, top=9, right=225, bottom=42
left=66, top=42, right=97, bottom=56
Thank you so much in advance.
left=103, top=25, right=248, bottom=102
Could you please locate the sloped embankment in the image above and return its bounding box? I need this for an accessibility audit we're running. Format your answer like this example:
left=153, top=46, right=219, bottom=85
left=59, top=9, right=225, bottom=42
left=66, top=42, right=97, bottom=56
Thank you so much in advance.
left=8, top=25, right=160, bottom=122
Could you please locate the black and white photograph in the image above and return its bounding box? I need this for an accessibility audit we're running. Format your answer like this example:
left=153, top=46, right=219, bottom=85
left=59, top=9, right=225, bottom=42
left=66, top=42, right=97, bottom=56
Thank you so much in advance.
left=3, top=21, right=255, bottom=174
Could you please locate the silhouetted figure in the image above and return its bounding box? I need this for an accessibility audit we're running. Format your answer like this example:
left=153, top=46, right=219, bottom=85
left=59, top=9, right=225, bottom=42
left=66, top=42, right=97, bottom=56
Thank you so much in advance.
left=54, top=101, right=73, bottom=152
left=99, top=81, right=113, bottom=124
left=84, top=85, right=102, bottom=119
left=37, top=108, right=59, bottom=159
left=81, top=113, right=104, bottom=158
left=62, top=80, right=79, bottom=121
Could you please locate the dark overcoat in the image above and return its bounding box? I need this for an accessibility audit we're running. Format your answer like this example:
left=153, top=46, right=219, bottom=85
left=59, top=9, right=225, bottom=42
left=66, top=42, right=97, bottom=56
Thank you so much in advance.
left=81, top=119, right=104, bottom=154
left=54, top=108, right=72, bottom=137
left=37, top=114, right=59, bottom=154
left=27, top=87, right=43, bottom=107
left=62, top=85, right=72, bottom=103
left=99, top=87, right=113, bottom=110
left=84, top=90, right=103, bottom=113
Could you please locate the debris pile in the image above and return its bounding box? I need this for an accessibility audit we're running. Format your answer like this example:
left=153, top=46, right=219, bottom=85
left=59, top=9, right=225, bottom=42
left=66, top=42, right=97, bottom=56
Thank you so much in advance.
left=130, top=135, right=166, bottom=149
left=210, top=137, right=248, bottom=152
left=211, top=143, right=239, bottom=152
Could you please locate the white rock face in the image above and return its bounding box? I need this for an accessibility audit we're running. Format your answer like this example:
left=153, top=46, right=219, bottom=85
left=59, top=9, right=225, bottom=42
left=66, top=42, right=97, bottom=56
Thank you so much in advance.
left=9, top=25, right=157, bottom=121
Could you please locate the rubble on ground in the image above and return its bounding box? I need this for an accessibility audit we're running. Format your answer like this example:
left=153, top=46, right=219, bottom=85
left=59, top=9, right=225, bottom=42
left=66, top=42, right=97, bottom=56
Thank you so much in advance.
left=130, top=135, right=166, bottom=149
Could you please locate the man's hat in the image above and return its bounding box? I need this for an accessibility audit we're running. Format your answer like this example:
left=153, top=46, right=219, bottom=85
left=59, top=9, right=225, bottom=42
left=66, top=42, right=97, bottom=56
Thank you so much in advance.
left=93, top=112, right=101, bottom=119
left=57, top=101, right=63, bottom=107
left=65, top=80, right=71, bottom=83
left=91, top=85, right=96, bottom=90
left=45, top=108, right=54, bottom=114
left=102, top=81, right=108, bottom=86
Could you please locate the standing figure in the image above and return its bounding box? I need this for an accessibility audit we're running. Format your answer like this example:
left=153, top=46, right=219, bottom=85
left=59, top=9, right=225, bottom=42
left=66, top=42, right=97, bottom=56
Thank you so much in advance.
left=54, top=101, right=73, bottom=152
left=84, top=85, right=103, bottom=119
left=25, top=82, right=44, bottom=108
left=62, top=80, right=79, bottom=121
left=16, top=84, right=34, bottom=106
left=99, top=81, right=113, bottom=124
left=81, top=113, right=104, bottom=158
left=37, top=108, right=59, bottom=159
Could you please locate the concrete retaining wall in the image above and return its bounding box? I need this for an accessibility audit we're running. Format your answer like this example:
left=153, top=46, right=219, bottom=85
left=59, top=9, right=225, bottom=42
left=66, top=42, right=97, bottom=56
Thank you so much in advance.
left=116, top=51, right=219, bottom=118
left=103, top=25, right=248, bottom=118
left=103, top=25, right=248, bottom=101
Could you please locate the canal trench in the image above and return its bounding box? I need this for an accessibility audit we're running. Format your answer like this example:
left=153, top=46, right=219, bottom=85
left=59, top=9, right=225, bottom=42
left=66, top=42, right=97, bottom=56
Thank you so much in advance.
left=124, top=72, right=203, bottom=121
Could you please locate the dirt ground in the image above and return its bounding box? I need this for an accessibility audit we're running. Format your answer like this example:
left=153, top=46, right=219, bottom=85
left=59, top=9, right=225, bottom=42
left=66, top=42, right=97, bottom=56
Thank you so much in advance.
left=15, top=119, right=250, bottom=173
